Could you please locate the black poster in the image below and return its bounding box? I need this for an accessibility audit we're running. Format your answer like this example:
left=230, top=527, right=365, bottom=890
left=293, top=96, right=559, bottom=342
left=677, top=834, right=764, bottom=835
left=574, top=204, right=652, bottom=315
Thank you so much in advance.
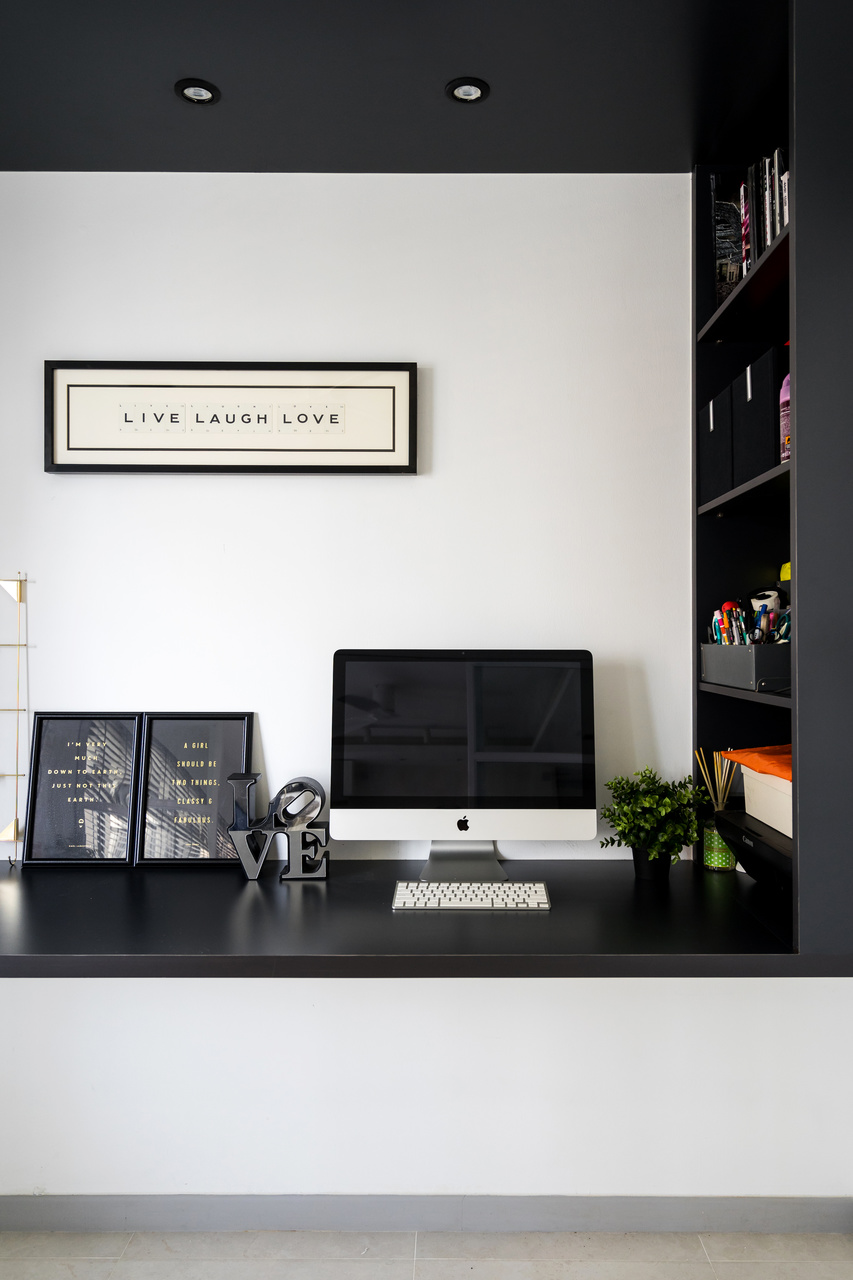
left=135, top=714, right=252, bottom=863
left=24, top=714, right=140, bottom=863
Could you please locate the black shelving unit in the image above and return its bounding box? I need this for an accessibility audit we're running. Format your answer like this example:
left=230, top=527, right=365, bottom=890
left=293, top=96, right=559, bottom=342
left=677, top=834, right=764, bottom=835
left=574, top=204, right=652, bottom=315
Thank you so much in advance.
left=693, top=0, right=853, bottom=957
left=692, top=90, right=794, bottom=942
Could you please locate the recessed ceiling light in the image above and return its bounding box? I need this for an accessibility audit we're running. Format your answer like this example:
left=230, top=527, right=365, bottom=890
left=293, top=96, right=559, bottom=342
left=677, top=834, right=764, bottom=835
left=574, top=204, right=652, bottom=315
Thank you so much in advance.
left=446, top=77, right=490, bottom=103
left=174, top=78, right=221, bottom=105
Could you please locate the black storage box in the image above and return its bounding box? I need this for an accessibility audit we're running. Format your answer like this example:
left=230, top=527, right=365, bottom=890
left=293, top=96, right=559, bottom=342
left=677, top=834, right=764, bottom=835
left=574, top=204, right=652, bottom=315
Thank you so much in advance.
left=700, top=642, right=791, bottom=693
left=698, top=384, right=733, bottom=505
left=731, top=347, right=782, bottom=486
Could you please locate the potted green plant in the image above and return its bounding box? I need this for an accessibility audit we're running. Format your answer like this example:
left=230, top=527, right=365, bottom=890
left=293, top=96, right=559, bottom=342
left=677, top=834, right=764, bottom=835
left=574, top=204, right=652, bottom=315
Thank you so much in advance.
left=599, top=768, right=707, bottom=880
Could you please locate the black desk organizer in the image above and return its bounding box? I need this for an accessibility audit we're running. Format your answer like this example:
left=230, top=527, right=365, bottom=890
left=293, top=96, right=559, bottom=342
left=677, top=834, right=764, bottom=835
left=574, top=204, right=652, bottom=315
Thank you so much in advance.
left=697, top=385, right=733, bottom=505
left=732, top=348, right=784, bottom=487
left=698, top=346, right=788, bottom=503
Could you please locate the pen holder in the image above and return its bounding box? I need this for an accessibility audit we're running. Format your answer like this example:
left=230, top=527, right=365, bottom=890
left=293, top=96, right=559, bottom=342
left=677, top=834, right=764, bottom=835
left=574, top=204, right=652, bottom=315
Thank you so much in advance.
left=703, top=820, right=737, bottom=872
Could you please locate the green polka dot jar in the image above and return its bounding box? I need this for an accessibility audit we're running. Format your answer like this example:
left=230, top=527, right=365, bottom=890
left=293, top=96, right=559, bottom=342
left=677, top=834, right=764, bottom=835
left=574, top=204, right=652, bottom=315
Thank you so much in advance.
left=703, top=820, right=736, bottom=871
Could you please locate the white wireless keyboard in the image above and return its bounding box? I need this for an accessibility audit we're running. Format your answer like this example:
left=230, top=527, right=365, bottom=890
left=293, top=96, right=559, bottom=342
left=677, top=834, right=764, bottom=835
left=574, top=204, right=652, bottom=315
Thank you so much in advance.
left=392, top=880, right=551, bottom=910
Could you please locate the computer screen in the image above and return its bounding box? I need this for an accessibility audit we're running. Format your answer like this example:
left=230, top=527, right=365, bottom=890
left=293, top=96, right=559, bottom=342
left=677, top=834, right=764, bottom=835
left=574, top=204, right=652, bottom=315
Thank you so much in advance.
left=329, top=649, right=596, bottom=843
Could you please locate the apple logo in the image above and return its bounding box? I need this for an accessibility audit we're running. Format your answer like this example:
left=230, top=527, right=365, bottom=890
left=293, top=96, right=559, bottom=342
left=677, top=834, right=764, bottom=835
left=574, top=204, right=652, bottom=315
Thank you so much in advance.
left=457, top=816, right=469, bottom=831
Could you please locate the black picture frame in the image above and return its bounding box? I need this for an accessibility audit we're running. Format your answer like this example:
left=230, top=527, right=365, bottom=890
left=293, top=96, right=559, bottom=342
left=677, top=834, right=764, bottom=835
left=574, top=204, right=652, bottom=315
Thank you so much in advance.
left=44, top=361, right=417, bottom=474
left=23, top=713, right=143, bottom=866
left=134, top=713, right=253, bottom=865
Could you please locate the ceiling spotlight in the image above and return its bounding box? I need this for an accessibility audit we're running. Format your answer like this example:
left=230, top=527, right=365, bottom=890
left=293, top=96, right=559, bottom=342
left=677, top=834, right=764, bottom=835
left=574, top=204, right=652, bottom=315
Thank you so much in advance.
left=174, top=78, right=221, bottom=104
left=446, top=77, right=490, bottom=103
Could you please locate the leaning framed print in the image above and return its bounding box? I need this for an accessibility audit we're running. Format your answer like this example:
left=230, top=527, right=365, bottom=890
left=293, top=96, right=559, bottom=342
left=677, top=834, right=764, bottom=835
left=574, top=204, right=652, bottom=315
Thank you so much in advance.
left=45, top=361, right=417, bottom=474
left=134, top=713, right=253, bottom=865
left=23, top=713, right=143, bottom=865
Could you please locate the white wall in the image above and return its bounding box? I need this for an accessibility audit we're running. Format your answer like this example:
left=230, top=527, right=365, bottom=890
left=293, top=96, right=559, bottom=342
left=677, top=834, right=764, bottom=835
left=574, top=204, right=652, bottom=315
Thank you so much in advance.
left=0, top=170, right=692, bottom=858
left=10, top=171, right=846, bottom=1205
left=2, top=977, right=853, bottom=1197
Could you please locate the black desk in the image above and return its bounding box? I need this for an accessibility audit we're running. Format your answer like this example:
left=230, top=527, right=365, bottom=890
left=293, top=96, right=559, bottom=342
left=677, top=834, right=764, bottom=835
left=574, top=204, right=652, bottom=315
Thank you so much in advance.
left=0, top=857, right=828, bottom=977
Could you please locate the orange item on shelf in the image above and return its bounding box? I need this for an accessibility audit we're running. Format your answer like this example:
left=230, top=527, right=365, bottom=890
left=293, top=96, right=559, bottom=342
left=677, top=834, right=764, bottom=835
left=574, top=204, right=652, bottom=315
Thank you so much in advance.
left=721, top=744, right=792, bottom=782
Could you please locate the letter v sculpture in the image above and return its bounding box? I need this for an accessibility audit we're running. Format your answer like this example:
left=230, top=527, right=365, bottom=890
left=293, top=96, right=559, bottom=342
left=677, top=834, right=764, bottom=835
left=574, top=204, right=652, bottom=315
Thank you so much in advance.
left=227, top=773, right=329, bottom=881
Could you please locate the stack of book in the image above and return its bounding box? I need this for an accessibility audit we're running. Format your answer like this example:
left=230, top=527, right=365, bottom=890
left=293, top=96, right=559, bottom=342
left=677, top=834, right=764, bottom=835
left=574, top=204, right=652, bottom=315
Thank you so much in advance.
left=739, top=148, right=789, bottom=275
left=712, top=150, right=789, bottom=306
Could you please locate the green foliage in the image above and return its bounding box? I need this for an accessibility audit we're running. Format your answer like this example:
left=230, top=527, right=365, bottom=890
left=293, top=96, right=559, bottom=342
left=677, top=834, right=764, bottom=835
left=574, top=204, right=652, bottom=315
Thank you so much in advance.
left=599, top=767, right=708, bottom=862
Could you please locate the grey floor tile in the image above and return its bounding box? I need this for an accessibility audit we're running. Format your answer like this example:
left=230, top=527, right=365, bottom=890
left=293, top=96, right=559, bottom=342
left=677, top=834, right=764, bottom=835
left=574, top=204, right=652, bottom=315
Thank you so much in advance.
left=248, top=1232, right=415, bottom=1260
left=413, top=1261, right=716, bottom=1280
left=122, top=1239, right=256, bottom=1263
left=246, top=1267, right=412, bottom=1280
left=0, top=1239, right=130, bottom=1261
left=417, top=1233, right=705, bottom=1261
left=0, top=1264, right=118, bottom=1280
left=111, top=1262, right=278, bottom=1280
left=712, top=1264, right=853, bottom=1280
left=701, top=1236, right=853, bottom=1262
left=206, top=1267, right=411, bottom=1280
left=277, top=1268, right=415, bottom=1280
left=110, top=1261, right=412, bottom=1280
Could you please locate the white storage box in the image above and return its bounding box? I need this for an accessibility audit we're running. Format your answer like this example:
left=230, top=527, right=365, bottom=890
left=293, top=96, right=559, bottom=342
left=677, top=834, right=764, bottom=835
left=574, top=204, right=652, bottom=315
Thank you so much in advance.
left=742, top=764, right=792, bottom=838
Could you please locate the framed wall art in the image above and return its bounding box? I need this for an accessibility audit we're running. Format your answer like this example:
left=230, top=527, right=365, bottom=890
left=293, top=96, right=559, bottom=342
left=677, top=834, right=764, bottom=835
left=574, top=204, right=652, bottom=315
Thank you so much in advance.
left=134, top=712, right=253, bottom=865
left=23, top=713, right=142, bottom=865
left=45, top=361, right=417, bottom=474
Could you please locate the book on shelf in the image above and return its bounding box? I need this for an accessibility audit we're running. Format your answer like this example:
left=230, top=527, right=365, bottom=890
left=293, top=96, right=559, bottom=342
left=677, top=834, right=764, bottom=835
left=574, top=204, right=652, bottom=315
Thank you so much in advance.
left=711, top=173, right=742, bottom=306
left=713, top=151, right=789, bottom=287
left=746, top=163, right=763, bottom=269
left=763, top=156, right=773, bottom=250
left=740, top=180, right=751, bottom=273
left=773, top=148, right=787, bottom=237
left=781, top=171, right=789, bottom=226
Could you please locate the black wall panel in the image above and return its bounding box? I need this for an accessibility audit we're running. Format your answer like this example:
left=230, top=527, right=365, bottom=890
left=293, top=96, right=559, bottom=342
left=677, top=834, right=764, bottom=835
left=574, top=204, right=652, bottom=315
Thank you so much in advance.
left=791, top=0, right=853, bottom=952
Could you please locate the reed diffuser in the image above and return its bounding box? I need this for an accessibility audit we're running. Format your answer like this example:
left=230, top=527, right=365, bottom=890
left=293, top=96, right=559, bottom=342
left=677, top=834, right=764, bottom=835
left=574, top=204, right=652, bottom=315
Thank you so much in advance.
left=694, top=748, right=737, bottom=871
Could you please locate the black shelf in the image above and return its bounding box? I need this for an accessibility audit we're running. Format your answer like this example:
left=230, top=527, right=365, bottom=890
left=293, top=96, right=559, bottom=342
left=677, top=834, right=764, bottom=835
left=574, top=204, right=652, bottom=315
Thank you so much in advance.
left=699, top=681, right=792, bottom=708
left=698, top=227, right=790, bottom=345
left=698, top=461, right=790, bottom=517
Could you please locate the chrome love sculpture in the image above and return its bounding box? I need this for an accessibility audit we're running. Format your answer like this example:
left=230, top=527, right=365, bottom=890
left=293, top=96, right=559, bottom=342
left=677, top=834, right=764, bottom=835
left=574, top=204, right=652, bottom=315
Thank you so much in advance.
left=227, top=773, right=328, bottom=881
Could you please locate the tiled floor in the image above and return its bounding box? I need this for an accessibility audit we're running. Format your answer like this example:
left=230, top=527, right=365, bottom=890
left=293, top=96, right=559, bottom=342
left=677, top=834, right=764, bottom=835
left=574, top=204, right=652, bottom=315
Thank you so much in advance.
left=2, top=1233, right=853, bottom=1280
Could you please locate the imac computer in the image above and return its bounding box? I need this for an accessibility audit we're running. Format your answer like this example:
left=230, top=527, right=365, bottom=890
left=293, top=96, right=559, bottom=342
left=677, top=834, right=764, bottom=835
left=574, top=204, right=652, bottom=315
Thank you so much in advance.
left=330, top=649, right=596, bottom=882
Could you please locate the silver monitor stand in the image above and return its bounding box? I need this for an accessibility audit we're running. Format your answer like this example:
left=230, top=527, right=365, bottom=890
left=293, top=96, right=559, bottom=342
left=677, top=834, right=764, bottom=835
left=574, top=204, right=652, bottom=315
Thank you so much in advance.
left=419, top=840, right=507, bottom=882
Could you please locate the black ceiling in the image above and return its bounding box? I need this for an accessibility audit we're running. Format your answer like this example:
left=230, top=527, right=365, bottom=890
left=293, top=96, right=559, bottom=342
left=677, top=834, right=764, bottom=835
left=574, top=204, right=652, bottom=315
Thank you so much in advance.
left=2, top=0, right=788, bottom=173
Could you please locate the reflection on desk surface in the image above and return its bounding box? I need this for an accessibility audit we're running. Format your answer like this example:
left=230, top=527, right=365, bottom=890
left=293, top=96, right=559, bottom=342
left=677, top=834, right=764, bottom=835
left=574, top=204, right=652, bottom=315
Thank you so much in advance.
left=0, top=858, right=794, bottom=975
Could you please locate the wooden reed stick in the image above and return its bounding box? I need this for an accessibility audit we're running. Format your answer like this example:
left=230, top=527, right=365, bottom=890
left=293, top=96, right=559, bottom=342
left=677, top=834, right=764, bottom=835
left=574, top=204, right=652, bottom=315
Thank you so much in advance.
left=695, top=747, right=737, bottom=811
left=694, top=748, right=714, bottom=800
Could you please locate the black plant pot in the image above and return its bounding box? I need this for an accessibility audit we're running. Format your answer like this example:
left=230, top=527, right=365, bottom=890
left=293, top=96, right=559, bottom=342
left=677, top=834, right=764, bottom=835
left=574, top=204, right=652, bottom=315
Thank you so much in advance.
left=631, top=846, right=672, bottom=881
